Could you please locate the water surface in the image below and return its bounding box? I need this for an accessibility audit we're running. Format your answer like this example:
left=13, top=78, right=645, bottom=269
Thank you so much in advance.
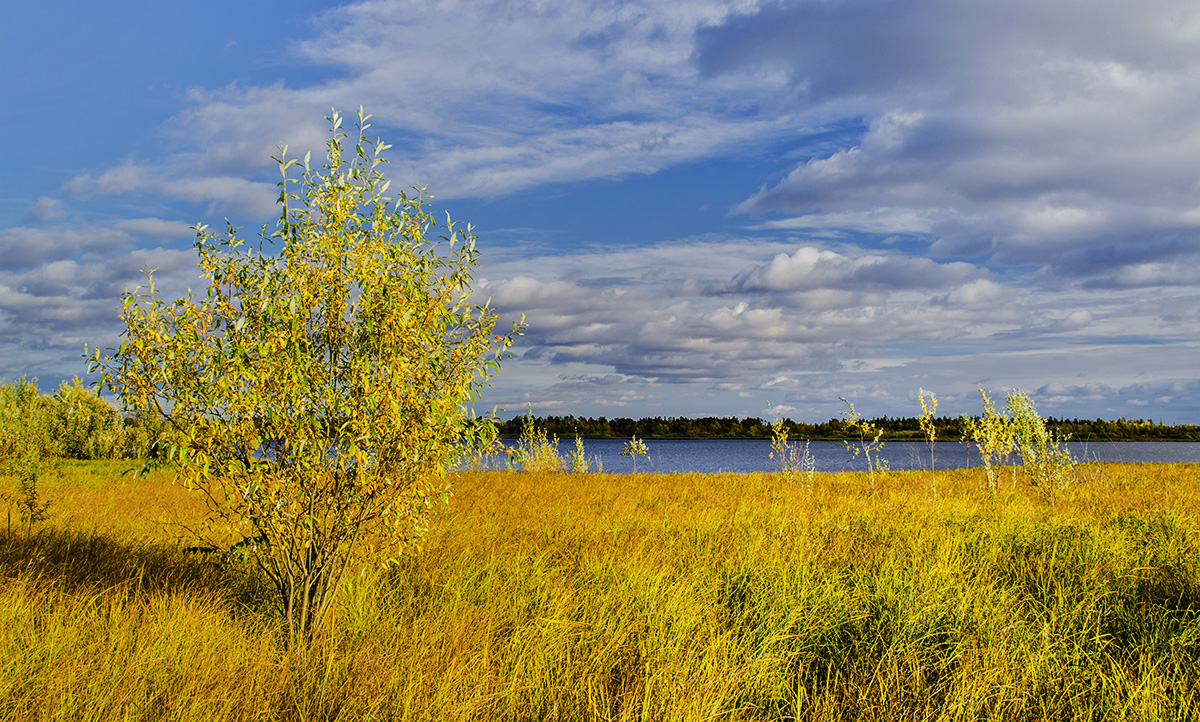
left=497, top=438, right=1200, bottom=474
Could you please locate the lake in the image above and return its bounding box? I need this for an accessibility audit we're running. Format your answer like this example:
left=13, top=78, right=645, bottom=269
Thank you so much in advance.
left=496, top=438, right=1200, bottom=474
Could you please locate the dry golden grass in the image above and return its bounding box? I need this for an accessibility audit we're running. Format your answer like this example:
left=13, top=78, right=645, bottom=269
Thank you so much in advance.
left=2, top=460, right=206, bottom=541
left=1, top=462, right=1198, bottom=720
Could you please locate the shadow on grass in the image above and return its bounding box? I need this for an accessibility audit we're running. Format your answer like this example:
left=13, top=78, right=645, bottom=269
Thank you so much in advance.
left=0, top=528, right=275, bottom=615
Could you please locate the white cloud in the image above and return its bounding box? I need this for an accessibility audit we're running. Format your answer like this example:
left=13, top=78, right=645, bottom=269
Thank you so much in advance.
left=706, top=0, right=1200, bottom=280
left=0, top=226, right=130, bottom=269
left=7, top=0, right=1200, bottom=421
left=752, top=207, right=935, bottom=235
left=58, top=0, right=1200, bottom=288
left=0, top=215, right=201, bottom=383
left=1096, top=258, right=1200, bottom=288
left=472, top=232, right=1200, bottom=419
left=937, top=279, right=1009, bottom=308
left=23, top=196, right=65, bottom=222
left=727, top=245, right=981, bottom=294
left=66, top=0, right=801, bottom=218
left=160, top=176, right=278, bottom=218
left=65, top=158, right=152, bottom=196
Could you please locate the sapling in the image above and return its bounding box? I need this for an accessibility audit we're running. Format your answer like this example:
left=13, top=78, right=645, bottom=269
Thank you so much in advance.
left=511, top=406, right=564, bottom=473
left=1, top=460, right=52, bottom=536
left=567, top=435, right=590, bottom=474
left=957, top=414, right=975, bottom=469
left=972, top=388, right=1014, bottom=493
left=839, top=397, right=886, bottom=483
left=917, top=388, right=938, bottom=495
left=1005, top=389, right=1075, bottom=491
left=619, top=435, right=649, bottom=473
left=93, top=108, right=524, bottom=648
left=768, top=404, right=815, bottom=486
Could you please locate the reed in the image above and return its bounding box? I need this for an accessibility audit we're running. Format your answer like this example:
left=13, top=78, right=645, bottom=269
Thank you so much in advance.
left=2, top=462, right=1197, bottom=720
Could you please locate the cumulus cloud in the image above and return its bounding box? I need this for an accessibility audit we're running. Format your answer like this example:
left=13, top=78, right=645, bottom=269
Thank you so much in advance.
left=0, top=216, right=200, bottom=383
left=1036, top=382, right=1113, bottom=406
left=726, top=245, right=981, bottom=295
left=473, top=219, right=1200, bottom=419
left=0, top=226, right=131, bottom=270
left=935, top=278, right=1009, bottom=308
left=6, top=0, right=1200, bottom=421
left=703, top=0, right=1200, bottom=280
left=1085, top=257, right=1200, bottom=288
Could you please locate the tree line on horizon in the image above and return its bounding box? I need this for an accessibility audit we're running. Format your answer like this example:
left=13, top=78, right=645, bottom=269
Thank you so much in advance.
left=496, top=413, right=1200, bottom=442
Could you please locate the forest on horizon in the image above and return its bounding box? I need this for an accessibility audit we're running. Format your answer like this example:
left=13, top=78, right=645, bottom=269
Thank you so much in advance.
left=497, top=413, right=1200, bottom=442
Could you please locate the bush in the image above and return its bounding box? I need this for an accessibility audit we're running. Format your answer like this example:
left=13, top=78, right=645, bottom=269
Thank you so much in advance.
left=47, top=378, right=125, bottom=460
left=0, top=378, right=54, bottom=461
left=0, top=377, right=126, bottom=462
left=1006, top=389, right=1075, bottom=490
left=971, top=387, right=1075, bottom=492
left=93, top=108, right=524, bottom=647
left=511, top=407, right=564, bottom=473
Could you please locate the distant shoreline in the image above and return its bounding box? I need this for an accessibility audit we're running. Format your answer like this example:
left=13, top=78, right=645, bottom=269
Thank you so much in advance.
left=497, top=414, right=1200, bottom=442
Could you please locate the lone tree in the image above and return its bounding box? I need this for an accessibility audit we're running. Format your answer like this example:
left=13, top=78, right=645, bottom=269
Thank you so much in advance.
left=92, top=108, right=523, bottom=647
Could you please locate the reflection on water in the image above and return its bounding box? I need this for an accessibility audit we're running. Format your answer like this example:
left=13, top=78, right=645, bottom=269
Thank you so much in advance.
left=493, top=438, right=1200, bottom=474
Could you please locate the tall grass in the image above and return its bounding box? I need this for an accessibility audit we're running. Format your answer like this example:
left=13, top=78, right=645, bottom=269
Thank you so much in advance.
left=2, top=462, right=1198, bottom=720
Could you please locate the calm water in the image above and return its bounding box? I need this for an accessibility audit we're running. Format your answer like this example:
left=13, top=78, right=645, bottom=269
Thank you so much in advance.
left=497, top=438, right=1200, bottom=474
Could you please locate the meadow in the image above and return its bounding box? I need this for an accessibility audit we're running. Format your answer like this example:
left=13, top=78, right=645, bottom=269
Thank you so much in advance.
left=1, top=461, right=1198, bottom=721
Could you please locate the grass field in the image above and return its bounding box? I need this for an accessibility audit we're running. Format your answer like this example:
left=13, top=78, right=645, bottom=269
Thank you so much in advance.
left=1, top=461, right=1198, bottom=721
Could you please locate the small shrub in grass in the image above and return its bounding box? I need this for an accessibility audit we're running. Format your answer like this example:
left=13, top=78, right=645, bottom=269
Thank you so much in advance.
left=971, top=387, right=1076, bottom=494
left=0, top=461, right=52, bottom=536
left=619, top=435, right=649, bottom=472
left=511, top=406, right=564, bottom=473
left=567, top=435, right=590, bottom=473
left=768, top=404, right=815, bottom=486
left=917, top=388, right=938, bottom=495
left=1005, top=388, right=1075, bottom=491
left=972, top=387, right=1015, bottom=492
left=839, top=397, right=887, bottom=481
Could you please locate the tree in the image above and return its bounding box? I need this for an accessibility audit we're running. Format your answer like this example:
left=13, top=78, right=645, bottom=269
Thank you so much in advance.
left=91, top=108, right=524, bottom=647
left=839, top=397, right=887, bottom=482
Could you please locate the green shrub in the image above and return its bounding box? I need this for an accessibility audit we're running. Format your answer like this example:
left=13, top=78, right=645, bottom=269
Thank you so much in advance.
left=0, top=377, right=55, bottom=461
left=1, top=377, right=130, bottom=462
left=1005, top=389, right=1075, bottom=490
left=511, top=406, right=564, bottom=473
left=48, top=377, right=125, bottom=460
left=971, top=387, right=1076, bottom=492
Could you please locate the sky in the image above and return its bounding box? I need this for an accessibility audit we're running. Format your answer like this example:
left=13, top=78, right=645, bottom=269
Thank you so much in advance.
left=3, top=0, right=1200, bottom=424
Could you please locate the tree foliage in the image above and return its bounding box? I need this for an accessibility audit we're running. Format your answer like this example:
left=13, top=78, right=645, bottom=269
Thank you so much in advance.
left=0, top=377, right=126, bottom=462
left=92, top=108, right=523, bottom=646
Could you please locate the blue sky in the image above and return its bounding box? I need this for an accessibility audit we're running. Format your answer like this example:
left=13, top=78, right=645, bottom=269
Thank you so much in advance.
left=3, top=0, right=1200, bottom=423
